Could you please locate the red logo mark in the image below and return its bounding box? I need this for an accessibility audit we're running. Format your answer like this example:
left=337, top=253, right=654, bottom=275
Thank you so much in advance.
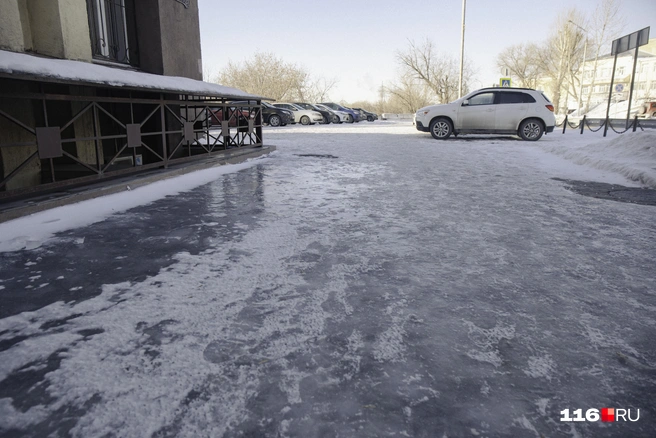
left=601, top=408, right=615, bottom=422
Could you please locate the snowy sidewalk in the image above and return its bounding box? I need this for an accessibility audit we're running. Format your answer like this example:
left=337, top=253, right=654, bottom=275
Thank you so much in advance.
left=0, top=122, right=655, bottom=437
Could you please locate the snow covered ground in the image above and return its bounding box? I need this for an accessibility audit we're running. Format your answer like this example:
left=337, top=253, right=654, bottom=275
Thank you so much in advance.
left=0, top=122, right=655, bottom=437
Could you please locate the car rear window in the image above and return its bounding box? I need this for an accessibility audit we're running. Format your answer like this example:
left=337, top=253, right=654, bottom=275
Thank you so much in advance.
left=498, top=92, right=535, bottom=104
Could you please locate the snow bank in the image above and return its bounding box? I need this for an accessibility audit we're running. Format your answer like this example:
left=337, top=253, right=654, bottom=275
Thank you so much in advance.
left=584, top=99, right=646, bottom=118
left=538, top=130, right=656, bottom=188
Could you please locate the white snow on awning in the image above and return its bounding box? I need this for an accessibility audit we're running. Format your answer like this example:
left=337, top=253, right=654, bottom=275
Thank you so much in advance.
left=0, top=49, right=261, bottom=100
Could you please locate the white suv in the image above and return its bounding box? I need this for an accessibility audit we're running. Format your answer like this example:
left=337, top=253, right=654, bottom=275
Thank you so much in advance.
left=415, top=88, right=556, bottom=141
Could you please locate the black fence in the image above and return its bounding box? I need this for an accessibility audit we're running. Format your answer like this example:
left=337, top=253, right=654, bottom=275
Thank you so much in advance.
left=556, top=115, right=655, bottom=135
left=0, top=78, right=263, bottom=202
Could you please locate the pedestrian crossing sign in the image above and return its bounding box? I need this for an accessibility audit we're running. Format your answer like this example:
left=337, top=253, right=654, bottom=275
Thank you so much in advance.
left=500, top=78, right=512, bottom=87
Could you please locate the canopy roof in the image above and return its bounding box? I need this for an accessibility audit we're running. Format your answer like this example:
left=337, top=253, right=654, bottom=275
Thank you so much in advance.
left=0, top=50, right=261, bottom=100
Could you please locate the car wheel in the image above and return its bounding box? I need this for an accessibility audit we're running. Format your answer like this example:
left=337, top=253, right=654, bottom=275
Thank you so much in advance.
left=518, top=119, right=544, bottom=141
left=322, top=116, right=331, bottom=124
left=367, top=116, right=374, bottom=122
left=429, top=118, right=453, bottom=140
left=269, top=114, right=281, bottom=127
left=334, top=116, right=342, bottom=124
left=346, top=115, right=354, bottom=123
left=300, top=115, right=310, bottom=125
left=651, top=112, right=656, bottom=119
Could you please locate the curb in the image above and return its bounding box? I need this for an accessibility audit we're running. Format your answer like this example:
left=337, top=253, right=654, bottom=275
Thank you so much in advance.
left=0, top=145, right=276, bottom=224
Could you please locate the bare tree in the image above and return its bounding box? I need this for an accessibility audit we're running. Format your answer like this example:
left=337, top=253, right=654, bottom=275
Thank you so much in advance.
left=396, top=39, right=474, bottom=104
left=216, top=52, right=334, bottom=102
left=539, top=9, right=588, bottom=113
left=385, top=73, right=433, bottom=113
left=582, top=0, right=626, bottom=111
left=496, top=43, right=542, bottom=88
left=299, top=76, right=339, bottom=103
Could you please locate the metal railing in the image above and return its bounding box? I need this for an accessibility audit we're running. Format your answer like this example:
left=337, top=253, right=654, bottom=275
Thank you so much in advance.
left=555, top=115, right=654, bottom=135
left=0, top=79, right=263, bottom=201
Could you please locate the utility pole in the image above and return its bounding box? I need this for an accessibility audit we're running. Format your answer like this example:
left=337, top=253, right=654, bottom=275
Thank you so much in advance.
left=458, top=0, right=466, bottom=98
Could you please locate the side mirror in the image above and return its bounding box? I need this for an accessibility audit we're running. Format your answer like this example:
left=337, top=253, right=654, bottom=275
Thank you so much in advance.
left=462, top=100, right=469, bottom=106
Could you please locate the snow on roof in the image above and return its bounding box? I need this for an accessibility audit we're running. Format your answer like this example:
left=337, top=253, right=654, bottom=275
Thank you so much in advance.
left=0, top=49, right=261, bottom=100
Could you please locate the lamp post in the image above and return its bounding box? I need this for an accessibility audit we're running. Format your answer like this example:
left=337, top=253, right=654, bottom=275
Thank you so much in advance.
left=458, top=0, right=466, bottom=98
left=569, top=20, right=588, bottom=114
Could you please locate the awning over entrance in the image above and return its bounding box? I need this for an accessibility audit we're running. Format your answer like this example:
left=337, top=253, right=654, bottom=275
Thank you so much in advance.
left=0, top=50, right=265, bottom=201
left=0, top=50, right=260, bottom=100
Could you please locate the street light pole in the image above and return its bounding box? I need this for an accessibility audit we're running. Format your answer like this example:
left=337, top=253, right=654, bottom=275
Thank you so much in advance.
left=458, top=0, right=466, bottom=98
left=569, top=20, right=587, bottom=114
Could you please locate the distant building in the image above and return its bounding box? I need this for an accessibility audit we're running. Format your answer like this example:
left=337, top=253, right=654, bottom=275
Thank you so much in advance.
left=0, top=0, right=261, bottom=200
left=574, top=37, right=656, bottom=114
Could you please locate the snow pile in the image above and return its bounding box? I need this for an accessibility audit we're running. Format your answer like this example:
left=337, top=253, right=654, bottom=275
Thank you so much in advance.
left=0, top=50, right=259, bottom=99
left=584, top=99, right=645, bottom=118
left=538, top=130, right=656, bottom=188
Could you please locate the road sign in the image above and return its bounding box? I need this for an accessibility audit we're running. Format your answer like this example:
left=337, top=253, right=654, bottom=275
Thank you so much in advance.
left=615, top=84, right=624, bottom=92
left=611, top=27, right=650, bottom=55
left=500, top=78, right=511, bottom=87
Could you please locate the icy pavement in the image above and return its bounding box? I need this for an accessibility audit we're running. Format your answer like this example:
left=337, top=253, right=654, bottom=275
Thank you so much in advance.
left=0, top=122, right=655, bottom=437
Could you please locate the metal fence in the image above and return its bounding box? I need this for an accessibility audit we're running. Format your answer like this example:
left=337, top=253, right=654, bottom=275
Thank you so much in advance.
left=0, top=78, right=263, bottom=201
left=555, top=115, right=655, bottom=135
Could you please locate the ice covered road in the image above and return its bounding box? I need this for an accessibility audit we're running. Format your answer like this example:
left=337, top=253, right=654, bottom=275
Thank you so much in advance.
left=1, top=122, right=655, bottom=437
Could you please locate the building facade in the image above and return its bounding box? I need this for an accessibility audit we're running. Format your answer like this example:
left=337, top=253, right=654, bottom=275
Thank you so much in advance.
left=0, top=0, right=203, bottom=81
left=0, top=0, right=262, bottom=200
left=566, top=38, right=656, bottom=116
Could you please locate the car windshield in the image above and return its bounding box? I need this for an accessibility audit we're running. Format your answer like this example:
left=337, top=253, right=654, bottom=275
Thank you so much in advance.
left=290, top=104, right=304, bottom=111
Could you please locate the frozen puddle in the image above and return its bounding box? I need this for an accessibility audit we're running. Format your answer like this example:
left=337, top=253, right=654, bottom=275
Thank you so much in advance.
left=555, top=178, right=656, bottom=206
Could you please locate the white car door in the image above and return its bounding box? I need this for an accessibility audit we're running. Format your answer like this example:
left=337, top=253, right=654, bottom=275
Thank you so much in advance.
left=278, top=104, right=299, bottom=123
left=495, top=92, right=531, bottom=130
left=456, top=92, right=496, bottom=131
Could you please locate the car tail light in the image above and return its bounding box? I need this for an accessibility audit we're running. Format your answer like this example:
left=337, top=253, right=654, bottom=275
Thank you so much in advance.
left=546, top=105, right=554, bottom=112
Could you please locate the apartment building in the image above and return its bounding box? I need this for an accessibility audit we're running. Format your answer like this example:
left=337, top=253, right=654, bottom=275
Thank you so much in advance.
left=569, top=37, right=656, bottom=115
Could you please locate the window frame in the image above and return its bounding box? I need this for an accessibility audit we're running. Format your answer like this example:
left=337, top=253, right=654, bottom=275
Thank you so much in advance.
left=86, top=0, right=139, bottom=66
left=464, top=92, right=495, bottom=106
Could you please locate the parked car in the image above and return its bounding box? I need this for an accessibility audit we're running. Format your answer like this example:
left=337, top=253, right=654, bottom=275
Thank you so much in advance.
left=414, top=87, right=556, bottom=141
left=319, top=102, right=360, bottom=123
left=353, top=108, right=378, bottom=122
left=208, top=105, right=253, bottom=131
left=229, top=101, right=293, bottom=127
left=315, top=104, right=350, bottom=123
left=261, top=101, right=294, bottom=126
left=273, top=103, right=324, bottom=125
left=637, top=101, right=656, bottom=119
left=294, top=103, right=333, bottom=124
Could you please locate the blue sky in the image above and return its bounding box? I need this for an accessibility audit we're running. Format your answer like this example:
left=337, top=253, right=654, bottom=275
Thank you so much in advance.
left=198, top=0, right=655, bottom=102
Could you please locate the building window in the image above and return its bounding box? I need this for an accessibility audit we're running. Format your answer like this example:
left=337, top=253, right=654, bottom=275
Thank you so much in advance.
left=582, top=86, right=589, bottom=94
left=86, top=0, right=138, bottom=65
